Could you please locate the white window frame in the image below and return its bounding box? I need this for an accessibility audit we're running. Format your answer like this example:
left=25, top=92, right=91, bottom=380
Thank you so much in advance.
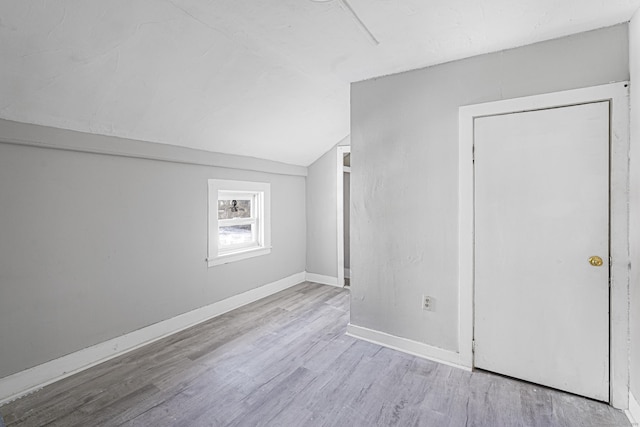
left=207, top=179, right=271, bottom=267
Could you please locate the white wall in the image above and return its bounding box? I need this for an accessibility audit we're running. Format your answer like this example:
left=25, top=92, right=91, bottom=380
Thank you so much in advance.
left=306, top=136, right=349, bottom=279
left=350, top=25, right=629, bottom=351
left=629, top=10, right=640, bottom=407
left=344, top=171, right=351, bottom=272
left=0, top=119, right=307, bottom=379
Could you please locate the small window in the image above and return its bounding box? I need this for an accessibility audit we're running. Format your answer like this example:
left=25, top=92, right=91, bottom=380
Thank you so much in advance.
left=208, top=180, right=271, bottom=266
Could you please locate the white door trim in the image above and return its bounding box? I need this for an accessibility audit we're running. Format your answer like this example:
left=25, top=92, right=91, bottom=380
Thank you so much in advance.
left=458, top=82, right=630, bottom=409
left=337, top=145, right=351, bottom=287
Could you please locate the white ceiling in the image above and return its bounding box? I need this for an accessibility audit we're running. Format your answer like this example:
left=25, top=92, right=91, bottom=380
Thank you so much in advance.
left=0, top=0, right=638, bottom=166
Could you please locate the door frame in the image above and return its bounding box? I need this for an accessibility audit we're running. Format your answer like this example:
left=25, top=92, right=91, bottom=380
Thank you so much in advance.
left=337, top=145, right=351, bottom=287
left=457, top=82, right=630, bottom=409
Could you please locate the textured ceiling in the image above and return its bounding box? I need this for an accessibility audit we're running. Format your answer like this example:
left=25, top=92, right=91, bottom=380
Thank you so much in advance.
left=0, top=0, right=638, bottom=166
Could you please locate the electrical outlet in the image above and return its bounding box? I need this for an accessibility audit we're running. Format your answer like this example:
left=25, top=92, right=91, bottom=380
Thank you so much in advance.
left=422, top=295, right=434, bottom=311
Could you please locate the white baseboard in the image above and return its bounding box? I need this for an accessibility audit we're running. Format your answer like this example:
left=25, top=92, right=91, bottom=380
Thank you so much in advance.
left=344, top=268, right=351, bottom=279
left=0, top=271, right=306, bottom=406
left=346, top=324, right=471, bottom=371
left=305, top=272, right=341, bottom=287
left=627, top=391, right=640, bottom=426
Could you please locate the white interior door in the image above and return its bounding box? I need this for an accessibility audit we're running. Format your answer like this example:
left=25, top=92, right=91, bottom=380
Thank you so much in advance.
left=473, top=101, right=610, bottom=401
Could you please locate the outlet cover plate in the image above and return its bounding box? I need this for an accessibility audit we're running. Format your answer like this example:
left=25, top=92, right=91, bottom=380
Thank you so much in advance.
left=422, top=295, right=434, bottom=311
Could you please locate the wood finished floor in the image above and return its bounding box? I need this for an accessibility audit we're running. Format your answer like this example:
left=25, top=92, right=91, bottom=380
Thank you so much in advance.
left=0, top=282, right=630, bottom=427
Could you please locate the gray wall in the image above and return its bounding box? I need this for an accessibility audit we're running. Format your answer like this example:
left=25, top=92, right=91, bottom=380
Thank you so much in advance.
left=305, top=136, right=349, bottom=278
left=630, top=11, right=640, bottom=403
left=0, top=120, right=306, bottom=379
left=350, top=24, right=629, bottom=351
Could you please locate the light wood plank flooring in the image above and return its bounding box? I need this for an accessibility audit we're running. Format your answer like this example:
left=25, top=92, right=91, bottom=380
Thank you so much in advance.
left=0, top=282, right=630, bottom=426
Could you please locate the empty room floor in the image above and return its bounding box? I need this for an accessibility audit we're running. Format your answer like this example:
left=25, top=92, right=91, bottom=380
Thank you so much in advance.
left=0, top=282, right=630, bottom=427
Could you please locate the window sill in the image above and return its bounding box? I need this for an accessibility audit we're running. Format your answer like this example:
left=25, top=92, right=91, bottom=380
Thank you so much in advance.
left=207, top=246, right=271, bottom=267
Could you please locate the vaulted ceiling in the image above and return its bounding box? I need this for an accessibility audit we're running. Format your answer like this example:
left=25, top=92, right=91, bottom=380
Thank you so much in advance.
left=0, top=0, right=638, bottom=166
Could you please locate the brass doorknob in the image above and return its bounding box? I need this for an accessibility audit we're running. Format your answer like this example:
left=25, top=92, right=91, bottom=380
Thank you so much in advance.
left=588, top=256, right=603, bottom=267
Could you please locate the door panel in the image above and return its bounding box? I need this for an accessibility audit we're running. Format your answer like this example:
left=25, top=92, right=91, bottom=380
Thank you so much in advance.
left=474, top=102, right=610, bottom=401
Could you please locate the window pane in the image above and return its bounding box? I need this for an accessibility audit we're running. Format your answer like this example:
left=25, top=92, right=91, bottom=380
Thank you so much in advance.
left=218, top=199, right=251, bottom=220
left=219, top=224, right=254, bottom=247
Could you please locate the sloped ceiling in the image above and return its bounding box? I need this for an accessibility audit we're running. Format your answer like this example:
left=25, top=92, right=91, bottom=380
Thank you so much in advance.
left=0, top=0, right=638, bottom=166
